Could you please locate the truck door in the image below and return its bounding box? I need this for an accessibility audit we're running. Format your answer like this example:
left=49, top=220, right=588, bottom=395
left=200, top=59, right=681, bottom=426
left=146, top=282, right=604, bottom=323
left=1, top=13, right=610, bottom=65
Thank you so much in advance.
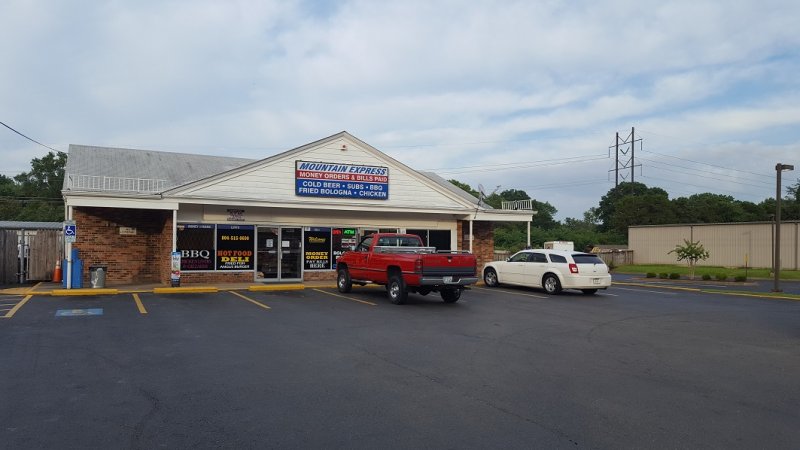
left=347, top=235, right=373, bottom=279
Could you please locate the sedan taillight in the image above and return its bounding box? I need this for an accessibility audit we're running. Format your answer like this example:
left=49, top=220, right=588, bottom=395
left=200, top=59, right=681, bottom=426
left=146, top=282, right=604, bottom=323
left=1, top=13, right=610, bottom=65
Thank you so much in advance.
left=569, top=263, right=579, bottom=274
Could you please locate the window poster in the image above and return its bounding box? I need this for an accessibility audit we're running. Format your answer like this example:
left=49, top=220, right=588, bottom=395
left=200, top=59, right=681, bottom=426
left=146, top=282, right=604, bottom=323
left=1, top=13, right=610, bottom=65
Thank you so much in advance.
left=216, top=224, right=255, bottom=270
left=331, top=228, right=357, bottom=269
left=304, top=227, right=331, bottom=270
left=176, top=223, right=215, bottom=270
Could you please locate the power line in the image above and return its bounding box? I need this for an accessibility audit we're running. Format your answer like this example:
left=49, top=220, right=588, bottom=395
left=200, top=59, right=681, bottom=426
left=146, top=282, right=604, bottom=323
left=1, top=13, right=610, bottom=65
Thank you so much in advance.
left=638, top=157, right=773, bottom=189
left=640, top=147, right=773, bottom=179
left=0, top=120, right=61, bottom=153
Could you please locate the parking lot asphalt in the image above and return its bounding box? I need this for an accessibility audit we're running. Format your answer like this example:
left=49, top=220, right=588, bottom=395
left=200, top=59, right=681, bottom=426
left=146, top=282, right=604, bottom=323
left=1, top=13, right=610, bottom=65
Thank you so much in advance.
left=2, top=280, right=800, bottom=449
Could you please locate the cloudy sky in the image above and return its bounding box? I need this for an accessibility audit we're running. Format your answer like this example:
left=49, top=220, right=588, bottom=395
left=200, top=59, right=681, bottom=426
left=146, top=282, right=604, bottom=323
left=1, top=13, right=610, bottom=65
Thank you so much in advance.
left=2, top=0, right=799, bottom=219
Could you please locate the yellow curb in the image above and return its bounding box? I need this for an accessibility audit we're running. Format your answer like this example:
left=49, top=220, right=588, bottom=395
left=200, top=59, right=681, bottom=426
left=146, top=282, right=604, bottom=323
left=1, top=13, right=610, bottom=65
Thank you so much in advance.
left=50, top=288, right=120, bottom=296
left=615, top=281, right=800, bottom=300
left=248, top=284, right=305, bottom=292
left=153, top=286, right=219, bottom=294
left=701, top=290, right=800, bottom=301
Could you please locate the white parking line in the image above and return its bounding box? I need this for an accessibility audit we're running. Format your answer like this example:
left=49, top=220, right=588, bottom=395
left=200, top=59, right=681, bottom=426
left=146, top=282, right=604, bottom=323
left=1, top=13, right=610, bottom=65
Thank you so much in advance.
left=313, top=289, right=377, bottom=306
left=613, top=287, right=679, bottom=296
left=474, top=286, right=548, bottom=299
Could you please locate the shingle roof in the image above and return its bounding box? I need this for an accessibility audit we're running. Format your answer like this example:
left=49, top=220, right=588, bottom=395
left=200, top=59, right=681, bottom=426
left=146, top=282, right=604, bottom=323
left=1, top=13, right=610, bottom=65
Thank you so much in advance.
left=418, top=171, right=484, bottom=208
left=63, top=144, right=255, bottom=192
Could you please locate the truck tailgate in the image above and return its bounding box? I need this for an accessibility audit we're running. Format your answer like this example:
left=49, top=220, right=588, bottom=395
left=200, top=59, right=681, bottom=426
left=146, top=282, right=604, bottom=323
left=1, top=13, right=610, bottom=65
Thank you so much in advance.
left=420, top=254, right=476, bottom=276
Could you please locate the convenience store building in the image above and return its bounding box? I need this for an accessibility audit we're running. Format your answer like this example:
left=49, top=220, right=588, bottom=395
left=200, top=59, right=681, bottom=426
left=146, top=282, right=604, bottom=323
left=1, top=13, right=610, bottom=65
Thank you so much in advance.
left=62, top=131, right=533, bottom=285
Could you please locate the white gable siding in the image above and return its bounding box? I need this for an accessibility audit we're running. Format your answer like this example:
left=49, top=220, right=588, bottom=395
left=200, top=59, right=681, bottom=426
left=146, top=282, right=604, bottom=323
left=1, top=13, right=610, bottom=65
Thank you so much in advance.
left=174, top=137, right=467, bottom=210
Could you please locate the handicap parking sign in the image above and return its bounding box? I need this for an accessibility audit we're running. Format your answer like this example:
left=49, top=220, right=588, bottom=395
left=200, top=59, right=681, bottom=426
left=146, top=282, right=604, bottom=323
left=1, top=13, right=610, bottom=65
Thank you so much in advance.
left=64, top=223, right=77, bottom=243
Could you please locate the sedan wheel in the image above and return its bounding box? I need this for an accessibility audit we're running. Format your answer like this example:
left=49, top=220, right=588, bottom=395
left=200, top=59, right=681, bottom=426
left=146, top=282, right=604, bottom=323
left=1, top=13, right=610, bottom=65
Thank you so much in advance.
left=542, top=274, right=562, bottom=294
left=484, top=268, right=499, bottom=287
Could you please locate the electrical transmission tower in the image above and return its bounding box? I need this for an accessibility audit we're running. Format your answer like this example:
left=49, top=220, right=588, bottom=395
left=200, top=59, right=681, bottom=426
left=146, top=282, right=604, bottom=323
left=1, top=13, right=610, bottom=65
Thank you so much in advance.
left=608, top=127, right=642, bottom=186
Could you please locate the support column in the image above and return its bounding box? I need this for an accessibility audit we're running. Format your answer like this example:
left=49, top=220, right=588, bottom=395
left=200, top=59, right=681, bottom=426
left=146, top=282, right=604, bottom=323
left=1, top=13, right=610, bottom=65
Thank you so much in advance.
left=172, top=209, right=178, bottom=252
left=527, top=220, right=531, bottom=248
left=66, top=206, right=73, bottom=289
left=469, top=219, right=474, bottom=253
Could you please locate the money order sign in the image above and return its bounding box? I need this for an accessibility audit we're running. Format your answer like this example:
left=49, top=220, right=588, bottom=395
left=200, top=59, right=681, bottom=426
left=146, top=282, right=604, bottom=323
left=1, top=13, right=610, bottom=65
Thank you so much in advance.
left=295, top=161, right=389, bottom=200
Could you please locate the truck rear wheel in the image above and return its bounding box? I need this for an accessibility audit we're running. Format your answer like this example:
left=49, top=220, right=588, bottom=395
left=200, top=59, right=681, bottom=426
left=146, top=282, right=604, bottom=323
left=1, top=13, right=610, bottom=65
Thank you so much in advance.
left=337, top=268, right=352, bottom=293
left=387, top=274, right=407, bottom=305
left=441, top=288, right=461, bottom=303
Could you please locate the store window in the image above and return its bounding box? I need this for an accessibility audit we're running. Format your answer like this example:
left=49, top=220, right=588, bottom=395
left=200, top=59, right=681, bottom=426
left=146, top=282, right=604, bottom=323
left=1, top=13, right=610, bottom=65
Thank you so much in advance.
left=216, top=225, right=255, bottom=271
left=406, top=229, right=451, bottom=251
left=332, top=228, right=357, bottom=269
left=177, top=224, right=215, bottom=270
left=304, top=227, right=332, bottom=270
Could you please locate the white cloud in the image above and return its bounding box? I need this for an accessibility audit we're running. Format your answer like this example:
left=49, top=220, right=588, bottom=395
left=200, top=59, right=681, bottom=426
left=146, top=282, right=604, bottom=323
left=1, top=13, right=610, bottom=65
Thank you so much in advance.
left=2, top=0, right=800, bottom=218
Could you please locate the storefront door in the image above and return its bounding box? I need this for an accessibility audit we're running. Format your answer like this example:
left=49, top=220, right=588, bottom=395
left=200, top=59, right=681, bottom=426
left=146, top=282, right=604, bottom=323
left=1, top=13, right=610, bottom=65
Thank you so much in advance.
left=256, top=227, right=303, bottom=281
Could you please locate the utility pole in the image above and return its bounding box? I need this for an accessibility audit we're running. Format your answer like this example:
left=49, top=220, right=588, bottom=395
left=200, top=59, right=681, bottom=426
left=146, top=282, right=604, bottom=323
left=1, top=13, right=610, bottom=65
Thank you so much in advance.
left=609, top=127, right=641, bottom=187
left=774, top=163, right=795, bottom=292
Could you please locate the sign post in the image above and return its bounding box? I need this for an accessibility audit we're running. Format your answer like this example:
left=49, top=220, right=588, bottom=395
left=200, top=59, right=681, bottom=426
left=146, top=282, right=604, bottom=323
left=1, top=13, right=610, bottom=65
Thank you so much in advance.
left=64, top=220, right=76, bottom=289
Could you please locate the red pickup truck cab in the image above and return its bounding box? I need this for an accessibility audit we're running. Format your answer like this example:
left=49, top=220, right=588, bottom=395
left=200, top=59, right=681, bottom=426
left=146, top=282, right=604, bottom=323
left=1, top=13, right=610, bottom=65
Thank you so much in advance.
left=335, top=233, right=478, bottom=304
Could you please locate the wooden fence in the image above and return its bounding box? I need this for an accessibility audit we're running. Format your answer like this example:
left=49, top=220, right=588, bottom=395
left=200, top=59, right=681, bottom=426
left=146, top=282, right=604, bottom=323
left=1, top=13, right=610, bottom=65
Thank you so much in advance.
left=596, top=250, right=634, bottom=267
left=0, top=229, right=63, bottom=284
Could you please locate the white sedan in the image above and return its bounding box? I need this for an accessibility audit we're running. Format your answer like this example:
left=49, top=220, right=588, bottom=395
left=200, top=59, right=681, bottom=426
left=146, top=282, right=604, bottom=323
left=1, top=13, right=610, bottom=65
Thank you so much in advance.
left=482, top=249, right=612, bottom=294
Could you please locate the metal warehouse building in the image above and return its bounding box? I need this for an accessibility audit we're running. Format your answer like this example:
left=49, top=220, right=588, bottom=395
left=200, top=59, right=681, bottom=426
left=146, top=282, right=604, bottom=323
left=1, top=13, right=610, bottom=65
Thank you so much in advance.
left=629, top=221, right=800, bottom=270
left=61, top=131, right=533, bottom=286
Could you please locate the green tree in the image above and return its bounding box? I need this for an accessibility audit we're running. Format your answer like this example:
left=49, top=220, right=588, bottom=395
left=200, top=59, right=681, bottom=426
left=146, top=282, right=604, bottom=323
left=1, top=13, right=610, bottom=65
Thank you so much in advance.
left=596, top=182, right=659, bottom=232
left=782, top=178, right=800, bottom=220
left=609, top=190, right=675, bottom=236
left=448, top=179, right=480, bottom=199
left=669, top=239, right=710, bottom=280
left=0, top=151, right=66, bottom=221
left=672, top=193, right=750, bottom=223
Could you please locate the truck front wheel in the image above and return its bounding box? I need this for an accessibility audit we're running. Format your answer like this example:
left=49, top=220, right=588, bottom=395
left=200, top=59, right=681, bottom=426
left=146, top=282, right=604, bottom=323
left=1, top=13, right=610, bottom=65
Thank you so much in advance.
left=337, top=268, right=352, bottom=293
left=441, top=288, right=461, bottom=303
left=387, top=274, right=407, bottom=305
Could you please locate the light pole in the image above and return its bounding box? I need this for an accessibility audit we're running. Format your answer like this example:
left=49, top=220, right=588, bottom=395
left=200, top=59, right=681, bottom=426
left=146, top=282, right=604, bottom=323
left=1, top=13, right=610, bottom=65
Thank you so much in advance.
left=774, top=163, right=795, bottom=292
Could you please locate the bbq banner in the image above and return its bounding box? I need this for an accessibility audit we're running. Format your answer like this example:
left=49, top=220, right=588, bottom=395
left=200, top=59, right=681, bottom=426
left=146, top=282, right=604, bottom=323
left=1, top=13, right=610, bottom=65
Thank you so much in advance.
left=304, top=227, right=332, bottom=270
left=295, top=160, right=389, bottom=200
left=216, top=224, right=255, bottom=270
left=177, top=223, right=215, bottom=270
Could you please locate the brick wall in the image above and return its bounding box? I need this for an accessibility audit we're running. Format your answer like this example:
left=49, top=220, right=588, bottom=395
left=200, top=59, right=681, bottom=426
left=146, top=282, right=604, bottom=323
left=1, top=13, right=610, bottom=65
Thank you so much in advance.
left=179, top=272, right=253, bottom=284
left=459, top=220, right=494, bottom=271
left=304, top=271, right=337, bottom=282
left=72, top=207, right=171, bottom=285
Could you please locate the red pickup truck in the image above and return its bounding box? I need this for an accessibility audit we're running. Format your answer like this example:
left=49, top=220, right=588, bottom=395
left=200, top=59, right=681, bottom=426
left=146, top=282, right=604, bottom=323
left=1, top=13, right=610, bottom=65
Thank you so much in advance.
left=335, top=233, right=478, bottom=304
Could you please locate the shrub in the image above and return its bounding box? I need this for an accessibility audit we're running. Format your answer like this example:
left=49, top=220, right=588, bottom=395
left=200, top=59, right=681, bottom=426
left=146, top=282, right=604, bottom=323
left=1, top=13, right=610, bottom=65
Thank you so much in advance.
left=734, top=275, right=747, bottom=282
left=646, top=272, right=657, bottom=278
left=701, top=274, right=711, bottom=281
left=659, top=273, right=669, bottom=279
left=669, top=273, right=680, bottom=280
left=715, top=273, right=727, bottom=281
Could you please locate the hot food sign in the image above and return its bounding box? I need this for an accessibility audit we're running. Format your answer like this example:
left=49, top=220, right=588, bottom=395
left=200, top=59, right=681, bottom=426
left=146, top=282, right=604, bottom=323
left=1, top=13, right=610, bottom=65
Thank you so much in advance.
left=295, top=161, right=389, bottom=200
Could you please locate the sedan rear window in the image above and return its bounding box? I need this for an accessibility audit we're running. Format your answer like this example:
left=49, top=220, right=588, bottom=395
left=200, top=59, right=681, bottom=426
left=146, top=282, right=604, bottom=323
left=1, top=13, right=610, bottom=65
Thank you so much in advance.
left=572, top=254, right=605, bottom=264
